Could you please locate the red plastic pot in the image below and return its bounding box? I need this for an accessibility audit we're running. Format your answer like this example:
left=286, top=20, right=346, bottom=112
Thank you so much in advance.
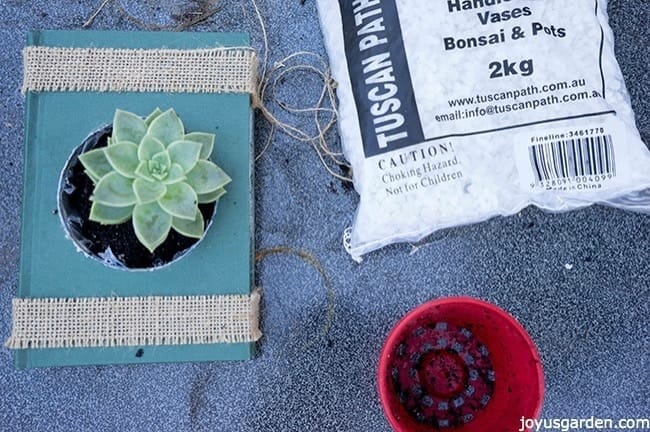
left=378, top=297, right=544, bottom=432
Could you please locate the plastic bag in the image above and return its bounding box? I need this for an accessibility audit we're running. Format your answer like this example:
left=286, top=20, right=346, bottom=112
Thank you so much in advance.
left=316, top=0, right=650, bottom=260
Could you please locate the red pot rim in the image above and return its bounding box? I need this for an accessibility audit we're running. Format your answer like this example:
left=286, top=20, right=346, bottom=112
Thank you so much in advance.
left=378, top=296, right=545, bottom=432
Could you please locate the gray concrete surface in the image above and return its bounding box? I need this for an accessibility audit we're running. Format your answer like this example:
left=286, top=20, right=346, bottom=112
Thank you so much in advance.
left=0, top=0, right=647, bottom=431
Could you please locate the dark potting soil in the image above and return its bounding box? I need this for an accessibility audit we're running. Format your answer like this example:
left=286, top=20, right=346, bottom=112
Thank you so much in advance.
left=59, top=125, right=215, bottom=270
left=389, top=321, right=495, bottom=428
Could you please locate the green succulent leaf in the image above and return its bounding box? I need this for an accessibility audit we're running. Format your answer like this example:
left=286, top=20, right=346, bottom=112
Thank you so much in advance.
left=144, top=108, right=163, bottom=127
left=171, top=210, right=204, bottom=239
left=89, top=202, right=134, bottom=224
left=133, top=178, right=166, bottom=204
left=167, top=140, right=202, bottom=173
left=149, top=151, right=172, bottom=180
left=163, top=163, right=187, bottom=185
left=152, top=151, right=171, bottom=169
left=135, top=161, right=155, bottom=182
left=138, top=134, right=166, bottom=162
left=184, top=132, right=215, bottom=160
left=197, top=188, right=226, bottom=204
left=79, top=148, right=112, bottom=184
left=185, top=160, right=231, bottom=194
left=104, top=141, right=139, bottom=178
left=113, top=109, right=147, bottom=144
left=132, top=201, right=172, bottom=253
left=92, top=172, right=137, bottom=206
left=85, top=170, right=103, bottom=185
left=148, top=109, right=184, bottom=146
left=158, top=182, right=198, bottom=221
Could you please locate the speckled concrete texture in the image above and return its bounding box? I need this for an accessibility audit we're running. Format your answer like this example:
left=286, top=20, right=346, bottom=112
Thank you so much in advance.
left=0, top=1, right=648, bottom=431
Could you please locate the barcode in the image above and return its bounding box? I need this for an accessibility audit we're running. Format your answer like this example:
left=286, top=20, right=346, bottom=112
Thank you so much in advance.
left=528, top=135, right=616, bottom=182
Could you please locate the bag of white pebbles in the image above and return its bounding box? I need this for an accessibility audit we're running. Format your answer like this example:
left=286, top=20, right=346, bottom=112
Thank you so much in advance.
left=316, top=0, right=650, bottom=260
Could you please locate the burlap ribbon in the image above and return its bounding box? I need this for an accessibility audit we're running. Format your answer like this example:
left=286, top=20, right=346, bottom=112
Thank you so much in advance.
left=6, top=292, right=262, bottom=349
left=22, top=46, right=258, bottom=94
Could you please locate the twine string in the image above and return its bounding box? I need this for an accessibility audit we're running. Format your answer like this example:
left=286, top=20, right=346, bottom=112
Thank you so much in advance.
left=249, top=0, right=351, bottom=182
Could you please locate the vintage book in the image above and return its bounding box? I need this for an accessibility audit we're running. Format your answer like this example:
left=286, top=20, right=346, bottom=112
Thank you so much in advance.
left=9, top=30, right=259, bottom=368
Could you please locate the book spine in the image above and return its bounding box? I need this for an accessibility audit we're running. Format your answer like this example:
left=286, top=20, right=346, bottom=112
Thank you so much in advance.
left=15, top=30, right=42, bottom=369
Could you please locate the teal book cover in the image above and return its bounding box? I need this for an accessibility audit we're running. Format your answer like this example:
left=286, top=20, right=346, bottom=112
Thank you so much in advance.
left=11, top=30, right=258, bottom=368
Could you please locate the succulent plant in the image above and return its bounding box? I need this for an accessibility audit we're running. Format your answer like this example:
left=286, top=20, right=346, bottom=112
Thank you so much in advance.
left=78, top=108, right=231, bottom=253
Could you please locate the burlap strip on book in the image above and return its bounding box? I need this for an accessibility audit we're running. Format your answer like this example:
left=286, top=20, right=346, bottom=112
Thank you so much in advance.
left=6, top=291, right=262, bottom=349
left=22, top=46, right=257, bottom=94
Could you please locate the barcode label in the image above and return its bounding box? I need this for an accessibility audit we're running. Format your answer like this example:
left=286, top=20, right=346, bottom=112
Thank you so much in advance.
left=528, top=135, right=616, bottom=182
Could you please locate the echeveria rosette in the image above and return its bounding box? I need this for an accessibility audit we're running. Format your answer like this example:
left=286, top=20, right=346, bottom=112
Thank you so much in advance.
left=78, top=108, right=231, bottom=253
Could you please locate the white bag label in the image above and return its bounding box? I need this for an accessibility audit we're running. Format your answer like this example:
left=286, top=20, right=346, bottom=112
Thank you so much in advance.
left=407, top=0, right=612, bottom=140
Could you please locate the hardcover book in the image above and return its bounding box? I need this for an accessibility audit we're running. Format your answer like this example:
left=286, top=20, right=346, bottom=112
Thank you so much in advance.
left=9, top=30, right=259, bottom=368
